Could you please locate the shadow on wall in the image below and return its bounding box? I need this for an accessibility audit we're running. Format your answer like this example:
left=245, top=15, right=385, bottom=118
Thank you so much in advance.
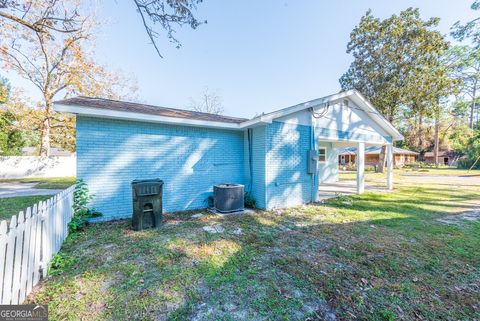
left=77, top=117, right=245, bottom=220
left=265, top=121, right=313, bottom=209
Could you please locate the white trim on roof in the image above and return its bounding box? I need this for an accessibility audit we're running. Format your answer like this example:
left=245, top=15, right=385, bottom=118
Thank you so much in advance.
left=53, top=90, right=404, bottom=140
left=243, top=90, right=403, bottom=141
left=53, top=104, right=243, bottom=130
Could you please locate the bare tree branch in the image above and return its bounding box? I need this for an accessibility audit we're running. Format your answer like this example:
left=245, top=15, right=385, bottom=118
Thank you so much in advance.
left=133, top=0, right=205, bottom=58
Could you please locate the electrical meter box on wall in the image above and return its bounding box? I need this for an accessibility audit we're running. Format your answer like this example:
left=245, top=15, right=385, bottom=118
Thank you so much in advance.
left=307, top=149, right=318, bottom=174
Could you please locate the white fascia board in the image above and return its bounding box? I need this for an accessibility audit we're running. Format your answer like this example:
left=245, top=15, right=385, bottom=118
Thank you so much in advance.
left=53, top=103, right=243, bottom=130
left=239, top=91, right=355, bottom=129
left=240, top=89, right=404, bottom=141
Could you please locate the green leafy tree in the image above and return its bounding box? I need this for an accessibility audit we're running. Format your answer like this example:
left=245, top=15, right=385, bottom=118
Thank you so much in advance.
left=0, top=1, right=137, bottom=156
left=451, top=1, right=480, bottom=48
left=446, top=46, right=480, bottom=129
left=340, top=8, right=454, bottom=170
left=0, top=110, right=25, bottom=156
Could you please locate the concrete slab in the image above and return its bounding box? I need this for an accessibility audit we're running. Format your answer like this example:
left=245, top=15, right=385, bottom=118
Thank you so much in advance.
left=0, top=182, right=62, bottom=198
left=318, top=180, right=389, bottom=201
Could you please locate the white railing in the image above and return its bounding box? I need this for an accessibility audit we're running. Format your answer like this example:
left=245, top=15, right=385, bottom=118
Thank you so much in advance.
left=0, top=185, right=74, bottom=304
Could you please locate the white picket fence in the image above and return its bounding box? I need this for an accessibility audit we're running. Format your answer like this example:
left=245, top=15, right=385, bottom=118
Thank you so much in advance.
left=0, top=185, right=74, bottom=304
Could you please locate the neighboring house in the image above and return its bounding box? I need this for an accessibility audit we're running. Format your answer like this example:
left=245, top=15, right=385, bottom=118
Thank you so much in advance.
left=53, top=90, right=403, bottom=220
left=424, top=150, right=464, bottom=166
left=338, top=146, right=418, bottom=167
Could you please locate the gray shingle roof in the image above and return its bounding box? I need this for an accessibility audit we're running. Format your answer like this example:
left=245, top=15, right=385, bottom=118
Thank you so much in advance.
left=54, top=96, right=248, bottom=124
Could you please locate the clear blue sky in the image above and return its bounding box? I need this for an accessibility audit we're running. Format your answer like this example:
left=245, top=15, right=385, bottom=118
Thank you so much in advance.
left=6, top=0, right=478, bottom=118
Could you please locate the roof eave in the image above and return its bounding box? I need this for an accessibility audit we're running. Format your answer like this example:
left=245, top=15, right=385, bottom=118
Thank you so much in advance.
left=238, top=90, right=404, bottom=142
left=53, top=103, right=243, bottom=130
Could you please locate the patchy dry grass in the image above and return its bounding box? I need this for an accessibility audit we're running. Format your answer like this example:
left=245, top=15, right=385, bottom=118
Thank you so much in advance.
left=28, top=172, right=480, bottom=320
left=0, top=177, right=76, bottom=189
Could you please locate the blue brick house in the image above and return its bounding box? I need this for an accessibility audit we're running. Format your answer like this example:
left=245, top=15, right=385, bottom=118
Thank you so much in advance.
left=54, top=90, right=403, bottom=220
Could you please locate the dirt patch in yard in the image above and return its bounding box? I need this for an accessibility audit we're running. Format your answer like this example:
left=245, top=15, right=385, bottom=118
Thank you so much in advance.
left=436, top=209, right=480, bottom=225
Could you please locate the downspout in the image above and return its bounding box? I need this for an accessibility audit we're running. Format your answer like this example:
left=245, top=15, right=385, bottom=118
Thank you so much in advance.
left=247, top=128, right=253, bottom=193
left=310, top=114, right=317, bottom=203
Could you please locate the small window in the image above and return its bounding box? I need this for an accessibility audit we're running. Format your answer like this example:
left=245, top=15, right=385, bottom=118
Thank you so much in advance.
left=318, top=147, right=327, bottom=163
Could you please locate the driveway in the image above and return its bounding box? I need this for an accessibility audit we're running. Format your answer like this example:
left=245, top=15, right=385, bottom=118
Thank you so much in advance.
left=399, top=173, right=480, bottom=186
left=318, top=180, right=390, bottom=201
left=319, top=171, right=480, bottom=202
left=0, top=182, right=63, bottom=198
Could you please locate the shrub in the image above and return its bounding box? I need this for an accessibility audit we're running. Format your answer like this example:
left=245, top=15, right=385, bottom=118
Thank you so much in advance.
left=48, top=253, right=76, bottom=275
left=244, top=192, right=256, bottom=208
left=68, top=179, right=101, bottom=233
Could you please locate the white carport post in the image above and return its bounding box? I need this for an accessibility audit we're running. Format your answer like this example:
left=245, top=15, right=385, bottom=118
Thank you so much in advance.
left=386, top=143, right=393, bottom=190
left=356, top=142, right=365, bottom=194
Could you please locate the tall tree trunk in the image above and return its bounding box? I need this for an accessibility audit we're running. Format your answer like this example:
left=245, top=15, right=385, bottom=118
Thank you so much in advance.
left=377, top=113, right=394, bottom=173
left=470, top=85, right=476, bottom=129
left=39, top=101, right=52, bottom=156
left=433, top=112, right=440, bottom=167
left=418, top=113, right=423, bottom=153
left=377, top=145, right=387, bottom=173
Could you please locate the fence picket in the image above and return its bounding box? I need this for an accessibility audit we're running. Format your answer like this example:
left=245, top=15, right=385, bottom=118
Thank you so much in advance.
left=26, top=204, right=38, bottom=294
left=0, top=187, right=74, bottom=304
left=0, top=221, right=8, bottom=303
left=32, top=202, right=42, bottom=287
left=11, top=211, right=26, bottom=304
left=2, top=215, right=17, bottom=304
left=19, top=207, right=32, bottom=303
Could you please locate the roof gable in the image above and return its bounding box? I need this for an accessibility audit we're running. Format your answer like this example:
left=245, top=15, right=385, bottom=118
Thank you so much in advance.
left=242, top=90, right=403, bottom=141
left=53, top=90, right=403, bottom=141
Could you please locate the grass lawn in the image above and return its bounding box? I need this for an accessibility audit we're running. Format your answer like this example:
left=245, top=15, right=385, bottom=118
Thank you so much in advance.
left=0, top=177, right=76, bottom=189
left=28, top=170, right=480, bottom=320
left=0, top=195, right=51, bottom=221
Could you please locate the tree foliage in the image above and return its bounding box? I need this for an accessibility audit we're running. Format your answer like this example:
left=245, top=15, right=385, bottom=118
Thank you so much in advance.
left=0, top=109, right=24, bottom=155
left=340, top=8, right=451, bottom=122
left=0, top=76, right=10, bottom=104
left=451, top=0, right=480, bottom=48
left=1, top=0, right=204, bottom=58
left=0, top=1, right=137, bottom=155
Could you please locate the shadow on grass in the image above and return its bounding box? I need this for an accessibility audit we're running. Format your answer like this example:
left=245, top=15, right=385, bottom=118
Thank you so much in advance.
left=28, top=185, right=480, bottom=321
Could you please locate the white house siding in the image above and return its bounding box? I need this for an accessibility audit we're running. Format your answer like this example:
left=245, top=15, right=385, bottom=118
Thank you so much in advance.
left=277, top=99, right=391, bottom=145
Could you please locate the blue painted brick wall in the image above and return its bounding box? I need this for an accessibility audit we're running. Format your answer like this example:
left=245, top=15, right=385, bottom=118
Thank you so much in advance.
left=243, top=126, right=267, bottom=209
left=76, top=116, right=245, bottom=220
left=265, top=121, right=314, bottom=209
left=248, top=126, right=267, bottom=209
